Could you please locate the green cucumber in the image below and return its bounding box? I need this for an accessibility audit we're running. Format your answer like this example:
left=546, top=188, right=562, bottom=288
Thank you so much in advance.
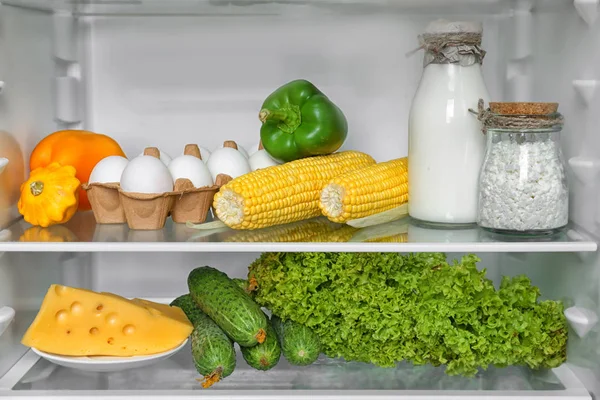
left=231, top=278, right=252, bottom=296
left=272, top=315, right=321, bottom=366
left=240, top=316, right=281, bottom=371
left=170, top=294, right=236, bottom=388
left=170, top=294, right=204, bottom=326
left=188, top=266, right=268, bottom=347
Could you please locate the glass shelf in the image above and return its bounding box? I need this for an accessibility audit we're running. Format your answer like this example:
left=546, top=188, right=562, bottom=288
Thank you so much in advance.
left=0, top=212, right=596, bottom=253
left=7, top=348, right=589, bottom=398
left=2, top=0, right=510, bottom=16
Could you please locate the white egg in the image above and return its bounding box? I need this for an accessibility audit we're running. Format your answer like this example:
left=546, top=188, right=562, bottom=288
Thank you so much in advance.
left=249, top=149, right=281, bottom=171
left=198, top=147, right=211, bottom=164
left=89, top=156, right=129, bottom=184
left=120, top=155, right=174, bottom=194
left=218, top=143, right=249, bottom=159
left=249, top=142, right=262, bottom=157
left=169, top=155, right=214, bottom=188
left=206, top=148, right=251, bottom=181
left=137, top=149, right=172, bottom=166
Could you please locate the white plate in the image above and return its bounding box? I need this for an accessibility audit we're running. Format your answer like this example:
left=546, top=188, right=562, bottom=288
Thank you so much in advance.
left=31, top=338, right=188, bottom=372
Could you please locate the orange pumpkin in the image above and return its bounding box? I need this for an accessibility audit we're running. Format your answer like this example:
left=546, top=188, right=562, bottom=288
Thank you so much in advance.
left=30, top=130, right=126, bottom=211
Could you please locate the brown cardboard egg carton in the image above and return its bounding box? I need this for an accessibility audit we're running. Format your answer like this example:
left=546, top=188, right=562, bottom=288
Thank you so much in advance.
left=119, top=190, right=176, bottom=231
left=83, top=182, right=126, bottom=224
left=86, top=145, right=234, bottom=230
left=115, top=147, right=174, bottom=230
left=171, top=144, right=231, bottom=225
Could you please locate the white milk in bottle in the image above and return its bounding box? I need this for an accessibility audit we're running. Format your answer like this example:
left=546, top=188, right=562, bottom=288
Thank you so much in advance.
left=408, top=20, right=490, bottom=224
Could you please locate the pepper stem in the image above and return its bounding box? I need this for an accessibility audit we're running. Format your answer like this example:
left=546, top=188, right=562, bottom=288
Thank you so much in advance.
left=30, top=181, right=44, bottom=196
left=259, top=109, right=289, bottom=124
left=259, top=106, right=302, bottom=134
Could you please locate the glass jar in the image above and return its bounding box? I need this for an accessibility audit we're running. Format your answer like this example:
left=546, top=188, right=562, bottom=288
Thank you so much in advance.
left=477, top=126, right=569, bottom=235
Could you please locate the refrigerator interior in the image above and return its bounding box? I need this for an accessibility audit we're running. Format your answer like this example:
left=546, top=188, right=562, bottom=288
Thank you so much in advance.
left=0, top=0, right=599, bottom=398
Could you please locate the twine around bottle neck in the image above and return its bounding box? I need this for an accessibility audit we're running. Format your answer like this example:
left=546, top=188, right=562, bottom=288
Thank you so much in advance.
left=409, top=32, right=486, bottom=67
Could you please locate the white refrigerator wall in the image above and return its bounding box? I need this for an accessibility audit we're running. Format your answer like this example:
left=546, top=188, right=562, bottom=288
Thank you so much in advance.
left=0, top=0, right=599, bottom=396
left=82, top=13, right=506, bottom=162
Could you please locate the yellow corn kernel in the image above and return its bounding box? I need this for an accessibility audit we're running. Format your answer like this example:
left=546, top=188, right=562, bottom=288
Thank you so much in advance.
left=319, top=157, right=408, bottom=224
left=213, top=151, right=376, bottom=230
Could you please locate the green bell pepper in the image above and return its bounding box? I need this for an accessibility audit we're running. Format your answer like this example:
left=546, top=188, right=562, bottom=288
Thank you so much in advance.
left=259, top=80, right=348, bottom=162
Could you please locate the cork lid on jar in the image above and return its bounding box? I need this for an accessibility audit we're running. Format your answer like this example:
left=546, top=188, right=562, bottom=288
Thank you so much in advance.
left=489, top=102, right=559, bottom=116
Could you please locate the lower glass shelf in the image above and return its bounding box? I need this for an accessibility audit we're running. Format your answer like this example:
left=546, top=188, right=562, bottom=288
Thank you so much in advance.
left=5, top=346, right=589, bottom=398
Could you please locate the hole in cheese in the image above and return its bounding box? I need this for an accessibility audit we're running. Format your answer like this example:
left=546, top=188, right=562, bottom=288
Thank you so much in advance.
left=107, top=337, right=114, bottom=345
left=66, top=330, right=71, bottom=335
left=96, top=304, right=104, bottom=311
left=89, top=327, right=99, bottom=335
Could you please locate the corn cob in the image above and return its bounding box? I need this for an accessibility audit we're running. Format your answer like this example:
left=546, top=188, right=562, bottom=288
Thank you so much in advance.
left=319, top=157, right=408, bottom=224
left=213, top=151, right=376, bottom=230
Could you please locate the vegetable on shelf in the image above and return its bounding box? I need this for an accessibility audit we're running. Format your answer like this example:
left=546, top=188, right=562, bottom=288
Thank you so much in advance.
left=213, top=151, right=375, bottom=230
left=271, top=315, right=320, bottom=366
left=249, top=252, right=568, bottom=377
left=319, top=157, right=409, bottom=224
left=18, top=163, right=80, bottom=228
left=171, top=295, right=236, bottom=388
left=29, top=130, right=126, bottom=211
left=259, top=79, right=348, bottom=162
left=232, top=278, right=254, bottom=295
left=188, top=266, right=268, bottom=347
left=240, top=315, right=281, bottom=371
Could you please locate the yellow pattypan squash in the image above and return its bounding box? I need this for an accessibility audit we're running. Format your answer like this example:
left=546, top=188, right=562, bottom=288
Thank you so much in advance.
left=18, top=162, right=80, bottom=227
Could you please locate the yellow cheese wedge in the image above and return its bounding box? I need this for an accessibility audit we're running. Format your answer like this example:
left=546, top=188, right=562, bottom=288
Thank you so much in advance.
left=21, top=284, right=193, bottom=357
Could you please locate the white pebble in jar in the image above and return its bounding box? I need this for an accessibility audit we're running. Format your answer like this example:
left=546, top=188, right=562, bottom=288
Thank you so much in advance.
left=478, top=130, right=568, bottom=233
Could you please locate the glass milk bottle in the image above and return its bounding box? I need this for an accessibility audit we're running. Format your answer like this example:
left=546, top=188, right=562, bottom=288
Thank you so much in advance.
left=408, top=20, right=490, bottom=225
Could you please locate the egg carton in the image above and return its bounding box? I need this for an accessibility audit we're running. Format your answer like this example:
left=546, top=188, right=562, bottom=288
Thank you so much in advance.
left=171, top=174, right=231, bottom=225
left=86, top=145, right=234, bottom=230
left=83, top=182, right=126, bottom=224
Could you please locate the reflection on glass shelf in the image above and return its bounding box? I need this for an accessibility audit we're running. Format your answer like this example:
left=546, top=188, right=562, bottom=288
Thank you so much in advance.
left=2, top=0, right=509, bottom=16
left=14, top=348, right=568, bottom=392
left=0, top=212, right=596, bottom=252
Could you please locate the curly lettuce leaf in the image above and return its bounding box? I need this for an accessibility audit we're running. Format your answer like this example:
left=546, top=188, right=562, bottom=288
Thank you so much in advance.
left=248, top=252, right=567, bottom=376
